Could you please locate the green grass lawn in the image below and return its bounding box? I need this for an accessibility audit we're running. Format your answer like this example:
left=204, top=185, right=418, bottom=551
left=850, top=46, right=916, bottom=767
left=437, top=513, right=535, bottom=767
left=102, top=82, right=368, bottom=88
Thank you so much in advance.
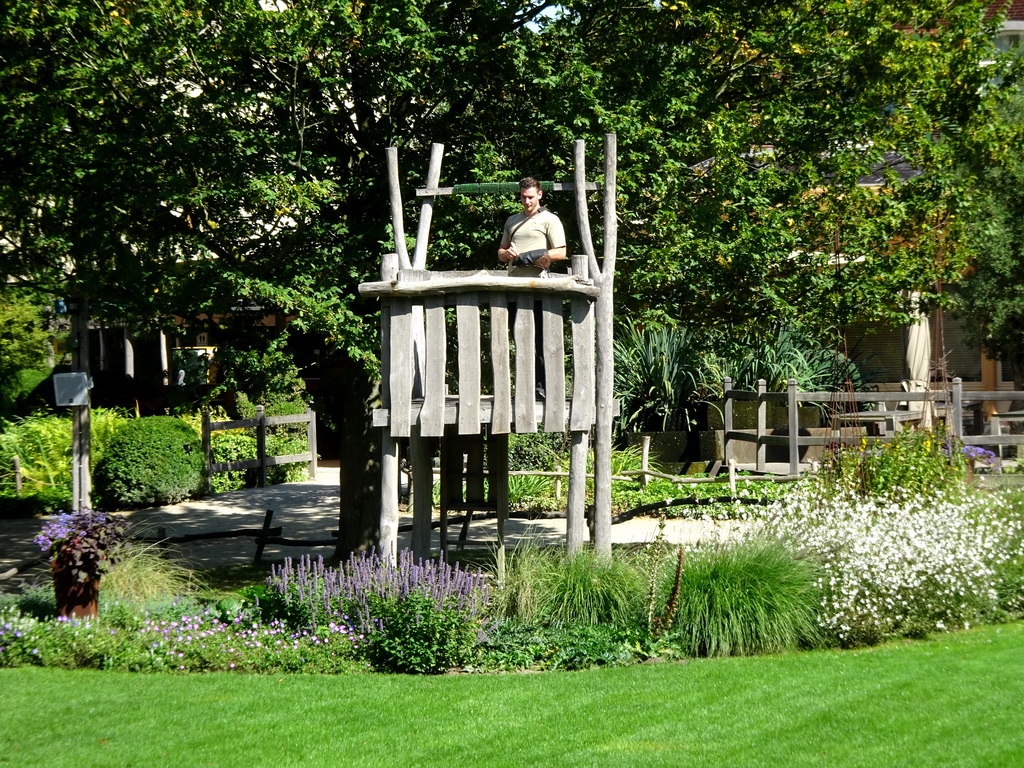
left=3, top=623, right=1023, bottom=767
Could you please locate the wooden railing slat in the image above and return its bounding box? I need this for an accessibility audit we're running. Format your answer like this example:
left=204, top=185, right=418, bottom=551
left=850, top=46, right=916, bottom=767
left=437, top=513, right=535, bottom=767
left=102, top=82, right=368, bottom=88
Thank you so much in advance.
left=457, top=294, right=482, bottom=434
left=389, top=299, right=414, bottom=436
left=514, top=298, right=538, bottom=433
left=542, top=294, right=566, bottom=431
left=490, top=294, right=512, bottom=434
left=420, top=297, right=447, bottom=436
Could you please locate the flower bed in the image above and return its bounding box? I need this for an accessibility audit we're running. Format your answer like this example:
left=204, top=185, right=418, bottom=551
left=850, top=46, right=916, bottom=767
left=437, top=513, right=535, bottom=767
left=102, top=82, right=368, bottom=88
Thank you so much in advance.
left=751, top=487, right=1024, bottom=646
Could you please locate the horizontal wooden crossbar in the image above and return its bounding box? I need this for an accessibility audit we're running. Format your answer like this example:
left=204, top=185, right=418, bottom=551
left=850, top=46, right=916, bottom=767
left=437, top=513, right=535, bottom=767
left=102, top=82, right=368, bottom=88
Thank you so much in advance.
left=415, top=181, right=601, bottom=197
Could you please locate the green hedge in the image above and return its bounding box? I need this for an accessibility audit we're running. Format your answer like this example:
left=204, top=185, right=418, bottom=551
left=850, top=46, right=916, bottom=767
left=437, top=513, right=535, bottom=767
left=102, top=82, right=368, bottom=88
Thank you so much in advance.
left=94, top=417, right=205, bottom=508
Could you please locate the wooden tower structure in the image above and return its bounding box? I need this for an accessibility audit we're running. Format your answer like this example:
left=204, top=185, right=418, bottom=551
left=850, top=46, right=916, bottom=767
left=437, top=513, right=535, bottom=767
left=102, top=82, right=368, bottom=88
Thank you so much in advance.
left=358, top=135, right=618, bottom=566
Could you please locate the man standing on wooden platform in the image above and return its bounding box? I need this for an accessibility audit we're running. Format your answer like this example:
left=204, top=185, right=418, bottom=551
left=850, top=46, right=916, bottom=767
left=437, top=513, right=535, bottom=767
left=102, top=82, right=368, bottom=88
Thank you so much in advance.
left=497, top=177, right=567, bottom=275
left=497, top=177, right=567, bottom=400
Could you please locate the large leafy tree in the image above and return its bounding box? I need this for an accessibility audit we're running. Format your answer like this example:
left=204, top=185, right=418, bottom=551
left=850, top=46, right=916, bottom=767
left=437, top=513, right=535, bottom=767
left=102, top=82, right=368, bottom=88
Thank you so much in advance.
left=0, top=0, right=564, bottom=351
left=1, top=0, right=1012, bottom=348
left=957, top=88, right=1024, bottom=390
left=535, top=0, right=1013, bottom=342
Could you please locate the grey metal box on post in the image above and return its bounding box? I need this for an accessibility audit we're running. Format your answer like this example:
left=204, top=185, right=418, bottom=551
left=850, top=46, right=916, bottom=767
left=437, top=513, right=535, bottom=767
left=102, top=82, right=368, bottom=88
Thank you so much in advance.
left=53, top=372, right=93, bottom=406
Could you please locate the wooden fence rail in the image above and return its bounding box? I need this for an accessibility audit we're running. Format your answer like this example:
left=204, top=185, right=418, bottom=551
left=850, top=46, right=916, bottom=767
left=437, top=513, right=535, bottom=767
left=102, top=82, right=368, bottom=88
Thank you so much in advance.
left=201, top=406, right=317, bottom=489
left=724, top=377, right=1024, bottom=475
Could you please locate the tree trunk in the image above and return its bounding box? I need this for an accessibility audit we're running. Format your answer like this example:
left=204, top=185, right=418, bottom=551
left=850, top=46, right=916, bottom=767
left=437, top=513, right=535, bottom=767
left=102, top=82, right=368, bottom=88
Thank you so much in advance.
left=332, top=359, right=382, bottom=559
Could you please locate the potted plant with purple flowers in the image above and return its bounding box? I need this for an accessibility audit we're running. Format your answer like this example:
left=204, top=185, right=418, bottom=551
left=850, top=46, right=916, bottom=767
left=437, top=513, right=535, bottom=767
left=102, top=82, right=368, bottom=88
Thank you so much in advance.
left=35, top=509, right=131, bottom=618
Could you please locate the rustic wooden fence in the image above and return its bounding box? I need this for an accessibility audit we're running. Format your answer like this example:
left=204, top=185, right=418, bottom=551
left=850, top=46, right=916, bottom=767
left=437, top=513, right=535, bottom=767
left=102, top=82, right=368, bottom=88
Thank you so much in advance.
left=201, top=406, right=317, bottom=489
left=724, top=377, right=1024, bottom=475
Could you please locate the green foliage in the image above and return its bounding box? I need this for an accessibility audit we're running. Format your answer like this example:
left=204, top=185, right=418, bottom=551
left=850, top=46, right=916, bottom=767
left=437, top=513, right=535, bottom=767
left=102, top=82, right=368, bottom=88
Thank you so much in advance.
left=0, top=292, right=53, bottom=420
left=360, top=591, right=478, bottom=674
left=208, top=430, right=257, bottom=493
left=814, top=426, right=967, bottom=501
left=494, top=547, right=644, bottom=629
left=507, top=473, right=555, bottom=512
left=614, top=324, right=712, bottom=432
left=958, top=86, right=1024, bottom=388
left=475, top=621, right=638, bottom=671
left=94, top=416, right=204, bottom=508
left=506, top=432, right=567, bottom=472
left=100, top=542, right=203, bottom=604
left=2, top=0, right=1010, bottom=372
left=0, top=408, right=129, bottom=507
left=718, top=327, right=864, bottom=394
left=662, top=537, right=823, bottom=658
left=266, top=433, right=309, bottom=485
left=0, top=486, right=71, bottom=519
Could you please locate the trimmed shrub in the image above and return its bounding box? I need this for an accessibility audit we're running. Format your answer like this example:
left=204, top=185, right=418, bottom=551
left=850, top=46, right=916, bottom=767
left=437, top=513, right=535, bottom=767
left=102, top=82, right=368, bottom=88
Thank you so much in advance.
left=662, top=537, right=822, bottom=658
left=94, top=417, right=204, bottom=508
left=0, top=486, right=72, bottom=518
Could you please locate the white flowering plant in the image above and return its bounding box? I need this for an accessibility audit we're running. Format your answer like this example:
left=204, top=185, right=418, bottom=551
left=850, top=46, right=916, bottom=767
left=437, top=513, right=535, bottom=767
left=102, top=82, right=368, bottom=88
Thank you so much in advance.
left=749, top=487, right=1024, bottom=647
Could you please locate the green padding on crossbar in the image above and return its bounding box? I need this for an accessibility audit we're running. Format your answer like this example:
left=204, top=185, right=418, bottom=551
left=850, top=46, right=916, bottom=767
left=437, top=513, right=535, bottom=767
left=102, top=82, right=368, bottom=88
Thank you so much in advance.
left=452, top=182, right=553, bottom=194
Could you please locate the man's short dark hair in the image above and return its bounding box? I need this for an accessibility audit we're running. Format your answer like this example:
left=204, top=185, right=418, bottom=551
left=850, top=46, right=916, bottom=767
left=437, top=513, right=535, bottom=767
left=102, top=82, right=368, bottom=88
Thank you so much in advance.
left=519, top=176, right=541, bottom=191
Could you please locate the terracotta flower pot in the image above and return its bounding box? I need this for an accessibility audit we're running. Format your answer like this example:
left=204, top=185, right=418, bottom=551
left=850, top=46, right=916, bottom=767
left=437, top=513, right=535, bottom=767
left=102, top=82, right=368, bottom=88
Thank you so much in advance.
left=52, top=560, right=99, bottom=619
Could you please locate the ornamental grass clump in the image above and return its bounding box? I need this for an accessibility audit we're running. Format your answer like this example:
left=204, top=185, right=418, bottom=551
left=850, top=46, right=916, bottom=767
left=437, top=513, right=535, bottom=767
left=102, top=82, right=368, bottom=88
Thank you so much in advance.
left=659, top=537, right=823, bottom=658
left=265, top=550, right=489, bottom=673
left=492, top=546, right=644, bottom=628
left=756, top=487, right=1024, bottom=646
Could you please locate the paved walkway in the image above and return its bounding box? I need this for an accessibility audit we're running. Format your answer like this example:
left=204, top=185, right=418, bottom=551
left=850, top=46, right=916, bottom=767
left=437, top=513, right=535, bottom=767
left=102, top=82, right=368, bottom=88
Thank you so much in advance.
left=1, top=466, right=748, bottom=588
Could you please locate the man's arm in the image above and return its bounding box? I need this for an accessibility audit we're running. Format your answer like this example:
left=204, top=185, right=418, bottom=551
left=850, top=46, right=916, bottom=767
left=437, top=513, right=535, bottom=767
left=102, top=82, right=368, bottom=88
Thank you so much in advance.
left=533, top=246, right=566, bottom=269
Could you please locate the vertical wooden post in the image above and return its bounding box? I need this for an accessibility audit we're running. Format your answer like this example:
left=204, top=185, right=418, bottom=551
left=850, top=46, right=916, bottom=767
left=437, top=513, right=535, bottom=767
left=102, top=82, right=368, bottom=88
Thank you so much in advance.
left=554, top=462, right=563, bottom=501
left=439, top=435, right=460, bottom=558
left=567, top=253, right=592, bottom=555
left=788, top=378, right=799, bottom=475
left=256, top=405, right=267, bottom=488
left=412, top=143, right=444, bottom=269
left=123, top=327, right=135, bottom=379
left=756, top=379, right=767, bottom=472
left=951, top=377, right=963, bottom=439
left=566, top=429, right=589, bottom=556
left=640, top=435, right=651, bottom=488
left=489, top=431, right=509, bottom=580
left=410, top=428, right=433, bottom=559
left=386, top=147, right=411, bottom=269
left=13, top=456, right=22, bottom=496
left=306, top=409, right=318, bottom=480
left=728, top=458, right=737, bottom=496
left=723, top=377, right=733, bottom=466
left=159, top=329, right=170, bottom=386
left=98, top=323, right=109, bottom=372
left=591, top=134, right=617, bottom=558
left=71, top=297, right=91, bottom=512
left=380, top=253, right=400, bottom=560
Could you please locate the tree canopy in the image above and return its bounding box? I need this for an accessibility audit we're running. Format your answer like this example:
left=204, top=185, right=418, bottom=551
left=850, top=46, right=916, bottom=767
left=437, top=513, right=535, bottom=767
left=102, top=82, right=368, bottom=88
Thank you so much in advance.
left=957, top=85, right=1024, bottom=389
left=0, top=0, right=1016, bottom=359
